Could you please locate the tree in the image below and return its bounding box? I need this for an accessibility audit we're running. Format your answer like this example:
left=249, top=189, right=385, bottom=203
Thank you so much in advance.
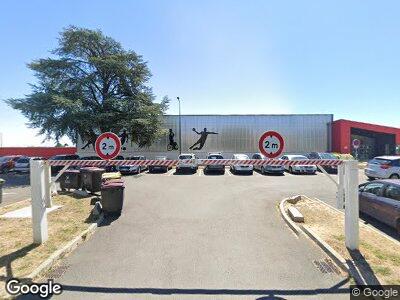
left=7, top=26, right=169, bottom=147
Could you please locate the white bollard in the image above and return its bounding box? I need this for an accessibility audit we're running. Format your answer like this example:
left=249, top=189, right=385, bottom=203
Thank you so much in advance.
left=43, top=162, right=52, bottom=208
left=344, top=160, right=359, bottom=250
left=336, top=164, right=345, bottom=209
left=30, top=160, right=48, bottom=244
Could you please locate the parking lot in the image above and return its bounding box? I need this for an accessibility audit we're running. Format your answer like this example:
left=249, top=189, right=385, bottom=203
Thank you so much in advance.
left=55, top=167, right=352, bottom=299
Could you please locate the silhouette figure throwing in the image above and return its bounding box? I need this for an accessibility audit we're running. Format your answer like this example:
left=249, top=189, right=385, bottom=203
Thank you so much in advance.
left=119, top=129, right=129, bottom=150
left=189, top=128, right=218, bottom=150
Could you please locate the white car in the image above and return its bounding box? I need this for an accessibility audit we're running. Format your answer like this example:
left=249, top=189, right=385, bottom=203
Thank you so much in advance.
left=281, top=155, right=317, bottom=174
left=148, top=156, right=170, bottom=173
left=230, top=154, right=253, bottom=174
left=176, top=153, right=198, bottom=173
left=365, top=156, right=400, bottom=180
left=13, top=157, right=43, bottom=173
left=251, top=153, right=285, bottom=175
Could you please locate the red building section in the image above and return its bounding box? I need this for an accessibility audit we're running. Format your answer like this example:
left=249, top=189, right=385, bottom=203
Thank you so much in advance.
left=332, top=119, right=400, bottom=159
left=0, top=147, right=77, bottom=159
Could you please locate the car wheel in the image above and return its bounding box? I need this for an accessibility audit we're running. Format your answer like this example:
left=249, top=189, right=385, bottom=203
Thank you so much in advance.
left=289, top=167, right=293, bottom=174
left=221, top=170, right=225, bottom=175
left=390, top=174, right=400, bottom=179
left=249, top=170, right=253, bottom=175
left=367, top=176, right=375, bottom=181
left=261, top=166, right=265, bottom=175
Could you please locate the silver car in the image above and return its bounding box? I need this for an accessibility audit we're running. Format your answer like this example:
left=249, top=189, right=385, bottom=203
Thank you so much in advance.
left=118, top=156, right=147, bottom=175
left=252, top=153, right=285, bottom=175
left=230, top=154, right=253, bottom=174
left=365, top=156, right=400, bottom=180
left=176, top=153, right=198, bottom=173
left=281, top=155, right=317, bottom=174
left=148, top=156, right=170, bottom=173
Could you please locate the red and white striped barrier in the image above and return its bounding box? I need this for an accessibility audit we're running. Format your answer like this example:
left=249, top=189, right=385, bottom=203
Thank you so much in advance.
left=47, top=159, right=342, bottom=167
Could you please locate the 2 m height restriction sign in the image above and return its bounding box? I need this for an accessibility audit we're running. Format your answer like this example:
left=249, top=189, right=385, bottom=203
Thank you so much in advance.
left=95, top=132, right=122, bottom=160
left=258, top=131, right=285, bottom=158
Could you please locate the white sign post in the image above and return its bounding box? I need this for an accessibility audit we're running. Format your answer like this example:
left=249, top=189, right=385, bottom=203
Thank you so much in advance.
left=30, top=160, right=48, bottom=244
left=344, top=160, right=359, bottom=250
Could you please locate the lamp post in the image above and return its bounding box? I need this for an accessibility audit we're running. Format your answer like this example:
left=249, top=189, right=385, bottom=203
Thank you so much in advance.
left=177, top=97, right=182, bottom=154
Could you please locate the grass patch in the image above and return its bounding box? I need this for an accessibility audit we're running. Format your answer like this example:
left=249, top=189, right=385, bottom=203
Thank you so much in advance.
left=293, top=197, right=400, bottom=285
left=0, top=194, right=97, bottom=298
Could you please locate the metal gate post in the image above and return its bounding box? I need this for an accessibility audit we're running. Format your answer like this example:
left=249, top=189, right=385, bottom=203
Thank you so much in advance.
left=336, top=164, right=345, bottom=209
left=344, top=160, right=359, bottom=250
left=43, top=161, right=52, bottom=208
left=30, top=160, right=48, bottom=244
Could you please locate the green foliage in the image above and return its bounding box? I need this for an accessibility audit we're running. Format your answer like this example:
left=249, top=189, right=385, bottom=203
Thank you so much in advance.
left=6, top=26, right=169, bottom=147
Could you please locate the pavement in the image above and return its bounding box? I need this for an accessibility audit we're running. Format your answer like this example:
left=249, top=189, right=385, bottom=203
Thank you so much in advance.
left=0, top=173, right=30, bottom=207
left=51, top=169, right=352, bottom=300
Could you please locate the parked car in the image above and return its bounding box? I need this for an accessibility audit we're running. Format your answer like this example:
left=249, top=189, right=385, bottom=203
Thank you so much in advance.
left=118, top=156, right=147, bottom=175
left=49, top=154, right=80, bottom=175
left=365, top=156, right=400, bottom=180
left=252, top=153, right=285, bottom=175
left=230, top=154, right=253, bottom=174
left=149, top=156, right=169, bottom=173
left=13, top=156, right=44, bottom=173
left=104, top=155, right=124, bottom=172
left=359, top=179, right=400, bottom=233
left=176, top=153, right=198, bottom=174
left=306, top=152, right=338, bottom=173
left=281, top=155, right=317, bottom=174
left=0, top=155, right=23, bottom=173
left=204, top=153, right=225, bottom=174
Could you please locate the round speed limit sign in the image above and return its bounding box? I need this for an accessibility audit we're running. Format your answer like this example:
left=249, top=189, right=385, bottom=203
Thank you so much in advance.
left=95, top=132, right=121, bottom=160
left=258, top=131, right=285, bottom=158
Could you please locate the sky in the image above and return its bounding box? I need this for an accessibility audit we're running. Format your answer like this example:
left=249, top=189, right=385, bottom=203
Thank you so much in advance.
left=1, top=0, right=399, bottom=146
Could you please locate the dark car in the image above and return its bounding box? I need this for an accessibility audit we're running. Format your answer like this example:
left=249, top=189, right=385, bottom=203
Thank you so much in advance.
left=106, top=155, right=124, bottom=172
left=306, top=152, right=338, bottom=173
left=0, top=155, right=23, bottom=173
left=204, top=153, right=225, bottom=175
left=49, top=154, right=80, bottom=175
left=359, top=179, right=400, bottom=233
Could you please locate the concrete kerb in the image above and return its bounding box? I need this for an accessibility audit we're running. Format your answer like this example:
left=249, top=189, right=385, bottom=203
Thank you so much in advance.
left=279, top=196, right=351, bottom=280
left=27, top=212, right=104, bottom=281
left=278, top=196, right=303, bottom=236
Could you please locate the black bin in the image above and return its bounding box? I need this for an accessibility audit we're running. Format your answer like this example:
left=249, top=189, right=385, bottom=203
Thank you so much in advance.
left=59, top=170, right=81, bottom=190
left=100, top=182, right=125, bottom=215
left=81, top=167, right=105, bottom=193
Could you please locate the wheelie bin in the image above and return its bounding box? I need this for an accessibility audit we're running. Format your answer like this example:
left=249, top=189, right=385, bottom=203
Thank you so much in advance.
left=59, top=170, right=81, bottom=191
left=100, top=181, right=125, bottom=215
left=81, top=167, right=105, bottom=193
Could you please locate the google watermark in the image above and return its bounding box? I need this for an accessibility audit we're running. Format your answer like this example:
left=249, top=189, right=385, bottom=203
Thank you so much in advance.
left=6, top=278, right=62, bottom=298
left=351, top=285, right=400, bottom=299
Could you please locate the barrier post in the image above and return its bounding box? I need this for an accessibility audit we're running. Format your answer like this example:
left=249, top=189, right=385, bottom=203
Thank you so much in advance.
left=43, top=161, right=52, bottom=208
left=336, top=164, right=345, bottom=209
left=344, top=160, right=359, bottom=250
left=30, top=160, right=48, bottom=244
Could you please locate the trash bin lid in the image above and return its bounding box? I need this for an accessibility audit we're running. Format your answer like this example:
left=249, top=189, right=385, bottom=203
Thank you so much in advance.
left=103, top=179, right=124, bottom=184
left=101, top=182, right=125, bottom=190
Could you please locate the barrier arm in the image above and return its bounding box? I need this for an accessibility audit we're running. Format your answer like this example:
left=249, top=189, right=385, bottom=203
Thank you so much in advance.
left=317, top=165, right=339, bottom=188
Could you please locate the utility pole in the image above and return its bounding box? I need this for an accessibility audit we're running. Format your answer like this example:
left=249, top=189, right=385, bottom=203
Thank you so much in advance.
left=177, top=97, right=182, bottom=154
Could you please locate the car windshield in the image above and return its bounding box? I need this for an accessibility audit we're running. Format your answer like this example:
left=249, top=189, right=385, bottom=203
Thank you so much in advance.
left=319, top=153, right=337, bottom=159
left=155, top=156, right=166, bottom=160
left=179, top=155, right=193, bottom=159
left=369, top=158, right=392, bottom=165
left=129, top=156, right=143, bottom=160
left=208, top=155, right=223, bottom=159
left=291, top=156, right=308, bottom=161
left=17, top=158, right=29, bottom=163
left=235, top=154, right=249, bottom=160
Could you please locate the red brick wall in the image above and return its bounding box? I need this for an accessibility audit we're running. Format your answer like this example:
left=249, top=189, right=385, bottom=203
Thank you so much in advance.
left=0, top=147, right=77, bottom=159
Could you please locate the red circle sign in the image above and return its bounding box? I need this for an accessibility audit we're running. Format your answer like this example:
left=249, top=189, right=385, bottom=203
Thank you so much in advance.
left=258, top=131, right=285, bottom=158
left=95, top=132, right=121, bottom=160
left=352, top=139, right=361, bottom=149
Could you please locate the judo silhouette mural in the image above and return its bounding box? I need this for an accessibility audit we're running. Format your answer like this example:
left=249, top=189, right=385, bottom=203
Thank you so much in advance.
left=189, top=128, right=218, bottom=150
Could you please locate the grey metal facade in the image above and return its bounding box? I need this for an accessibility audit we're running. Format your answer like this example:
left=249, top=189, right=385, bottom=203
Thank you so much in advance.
left=77, top=114, right=333, bottom=159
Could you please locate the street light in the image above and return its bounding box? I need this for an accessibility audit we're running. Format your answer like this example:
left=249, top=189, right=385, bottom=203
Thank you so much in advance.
left=177, top=97, right=182, bottom=154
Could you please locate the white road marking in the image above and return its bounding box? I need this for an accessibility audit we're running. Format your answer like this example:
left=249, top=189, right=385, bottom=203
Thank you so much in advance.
left=3, top=192, right=17, bottom=195
left=198, top=169, right=203, bottom=176
left=227, top=170, right=232, bottom=176
left=167, top=169, right=175, bottom=176
left=253, top=171, right=262, bottom=177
